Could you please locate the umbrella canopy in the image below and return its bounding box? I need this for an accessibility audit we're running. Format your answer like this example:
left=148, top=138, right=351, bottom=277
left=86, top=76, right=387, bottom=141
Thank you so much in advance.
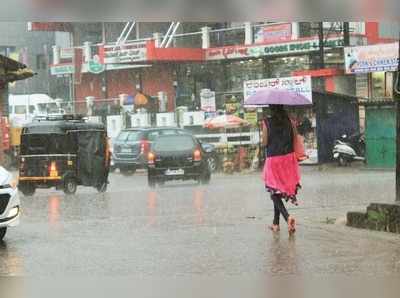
left=0, top=55, right=36, bottom=84
left=204, top=115, right=250, bottom=129
left=244, top=88, right=312, bottom=107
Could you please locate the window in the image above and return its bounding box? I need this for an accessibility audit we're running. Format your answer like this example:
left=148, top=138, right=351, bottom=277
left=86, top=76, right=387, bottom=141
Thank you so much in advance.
left=147, top=131, right=161, bottom=142
left=127, top=131, right=141, bottom=141
left=154, top=135, right=195, bottom=152
left=15, top=105, right=27, bottom=114
left=29, top=106, right=35, bottom=114
left=370, top=72, right=386, bottom=98
left=36, top=54, right=47, bottom=70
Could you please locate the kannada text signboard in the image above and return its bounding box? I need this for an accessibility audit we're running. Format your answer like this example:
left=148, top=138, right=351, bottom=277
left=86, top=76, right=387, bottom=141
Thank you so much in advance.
left=243, top=75, right=312, bottom=102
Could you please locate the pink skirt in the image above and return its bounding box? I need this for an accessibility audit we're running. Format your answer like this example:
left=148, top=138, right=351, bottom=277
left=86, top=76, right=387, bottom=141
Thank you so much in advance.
left=262, top=152, right=301, bottom=204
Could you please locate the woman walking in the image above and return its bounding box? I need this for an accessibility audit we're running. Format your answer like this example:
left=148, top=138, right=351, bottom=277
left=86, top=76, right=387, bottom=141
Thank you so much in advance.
left=262, top=105, right=301, bottom=234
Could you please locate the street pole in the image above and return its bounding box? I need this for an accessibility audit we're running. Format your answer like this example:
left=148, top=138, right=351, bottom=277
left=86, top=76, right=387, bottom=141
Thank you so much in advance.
left=343, top=22, right=350, bottom=47
left=396, top=32, right=400, bottom=202
left=318, top=22, right=324, bottom=69
left=317, top=22, right=325, bottom=92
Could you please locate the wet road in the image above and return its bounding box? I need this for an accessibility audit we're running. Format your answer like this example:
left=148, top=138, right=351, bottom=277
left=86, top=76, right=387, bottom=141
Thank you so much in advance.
left=1, top=167, right=400, bottom=276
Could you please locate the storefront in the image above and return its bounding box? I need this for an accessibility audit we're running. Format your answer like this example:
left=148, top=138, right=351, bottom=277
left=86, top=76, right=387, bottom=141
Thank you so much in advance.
left=345, top=42, right=399, bottom=100
left=173, top=35, right=348, bottom=114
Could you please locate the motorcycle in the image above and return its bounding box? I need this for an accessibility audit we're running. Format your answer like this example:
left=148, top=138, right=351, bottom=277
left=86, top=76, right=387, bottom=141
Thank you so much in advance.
left=332, top=133, right=365, bottom=166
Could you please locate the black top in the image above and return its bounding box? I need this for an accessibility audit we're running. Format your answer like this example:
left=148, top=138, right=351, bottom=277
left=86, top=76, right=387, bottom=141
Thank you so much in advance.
left=22, top=120, right=105, bottom=135
left=265, top=117, right=294, bottom=157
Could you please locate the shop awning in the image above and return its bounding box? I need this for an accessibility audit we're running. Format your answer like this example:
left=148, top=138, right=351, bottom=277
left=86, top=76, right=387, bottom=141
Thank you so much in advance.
left=0, top=55, right=36, bottom=83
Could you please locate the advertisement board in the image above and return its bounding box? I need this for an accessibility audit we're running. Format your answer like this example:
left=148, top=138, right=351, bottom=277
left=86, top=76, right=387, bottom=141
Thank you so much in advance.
left=344, top=42, right=399, bottom=74
left=243, top=75, right=312, bottom=102
left=101, top=42, right=147, bottom=64
left=206, top=37, right=344, bottom=60
left=200, top=89, right=216, bottom=112
left=255, top=23, right=292, bottom=44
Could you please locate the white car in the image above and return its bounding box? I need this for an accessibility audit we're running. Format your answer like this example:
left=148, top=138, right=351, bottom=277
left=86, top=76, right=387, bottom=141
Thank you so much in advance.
left=0, top=167, right=20, bottom=241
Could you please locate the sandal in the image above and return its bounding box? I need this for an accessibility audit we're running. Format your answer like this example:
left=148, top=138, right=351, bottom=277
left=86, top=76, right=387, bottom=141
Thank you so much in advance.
left=288, top=217, right=296, bottom=234
left=269, top=225, right=280, bottom=232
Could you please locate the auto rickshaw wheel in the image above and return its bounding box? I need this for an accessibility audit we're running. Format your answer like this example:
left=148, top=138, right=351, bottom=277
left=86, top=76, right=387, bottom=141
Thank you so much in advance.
left=19, top=183, right=36, bottom=197
left=64, top=178, right=78, bottom=195
left=0, top=227, right=6, bottom=241
left=96, top=182, right=108, bottom=193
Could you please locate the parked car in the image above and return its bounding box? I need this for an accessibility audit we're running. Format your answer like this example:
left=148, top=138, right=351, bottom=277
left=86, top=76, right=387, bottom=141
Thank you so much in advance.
left=112, top=127, right=218, bottom=174
left=0, top=166, right=20, bottom=241
left=147, top=134, right=211, bottom=187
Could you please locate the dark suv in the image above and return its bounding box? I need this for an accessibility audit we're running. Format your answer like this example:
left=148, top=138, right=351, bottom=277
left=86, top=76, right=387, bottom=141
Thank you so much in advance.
left=147, top=134, right=211, bottom=187
left=112, top=127, right=188, bottom=175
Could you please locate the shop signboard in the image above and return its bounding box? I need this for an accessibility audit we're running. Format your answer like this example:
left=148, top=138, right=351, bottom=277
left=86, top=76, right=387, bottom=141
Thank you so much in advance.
left=50, top=64, right=75, bottom=75
left=200, top=89, right=216, bottom=112
left=88, top=55, right=106, bottom=74
left=254, top=23, right=292, bottom=44
left=60, top=48, right=74, bottom=59
left=243, top=75, right=312, bottom=102
left=344, top=42, right=399, bottom=74
left=206, top=37, right=344, bottom=60
left=101, top=42, right=147, bottom=64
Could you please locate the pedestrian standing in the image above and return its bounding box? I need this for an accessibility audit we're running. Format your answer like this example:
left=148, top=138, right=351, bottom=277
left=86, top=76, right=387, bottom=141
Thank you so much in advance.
left=261, top=105, right=301, bottom=234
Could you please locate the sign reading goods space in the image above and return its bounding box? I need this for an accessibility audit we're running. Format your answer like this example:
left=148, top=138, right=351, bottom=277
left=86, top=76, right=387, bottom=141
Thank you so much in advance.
left=206, top=38, right=344, bottom=60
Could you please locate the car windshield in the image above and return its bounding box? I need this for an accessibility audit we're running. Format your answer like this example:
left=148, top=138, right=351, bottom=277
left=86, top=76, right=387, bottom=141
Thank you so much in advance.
left=14, top=105, right=27, bottom=114
left=153, top=135, right=195, bottom=152
left=117, top=130, right=141, bottom=141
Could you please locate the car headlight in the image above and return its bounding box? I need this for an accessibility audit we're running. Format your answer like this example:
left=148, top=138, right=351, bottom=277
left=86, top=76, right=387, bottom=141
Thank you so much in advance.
left=7, top=206, right=19, bottom=218
left=2, top=179, right=17, bottom=190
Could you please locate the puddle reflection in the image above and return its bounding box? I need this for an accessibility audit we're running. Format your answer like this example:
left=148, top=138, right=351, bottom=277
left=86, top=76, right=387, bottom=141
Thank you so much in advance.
left=147, top=191, right=157, bottom=226
left=268, top=233, right=299, bottom=275
left=0, top=242, right=24, bottom=276
left=193, top=189, right=205, bottom=224
left=48, top=196, right=61, bottom=229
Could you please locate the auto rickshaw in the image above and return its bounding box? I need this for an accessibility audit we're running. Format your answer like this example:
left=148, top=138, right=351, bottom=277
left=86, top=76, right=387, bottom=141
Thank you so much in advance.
left=18, top=115, right=110, bottom=196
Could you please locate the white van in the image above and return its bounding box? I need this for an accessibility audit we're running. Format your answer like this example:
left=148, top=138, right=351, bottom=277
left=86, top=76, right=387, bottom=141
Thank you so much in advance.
left=8, top=94, right=64, bottom=127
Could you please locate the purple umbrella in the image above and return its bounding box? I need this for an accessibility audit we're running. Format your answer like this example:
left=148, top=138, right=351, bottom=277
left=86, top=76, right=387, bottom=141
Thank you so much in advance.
left=244, top=89, right=312, bottom=106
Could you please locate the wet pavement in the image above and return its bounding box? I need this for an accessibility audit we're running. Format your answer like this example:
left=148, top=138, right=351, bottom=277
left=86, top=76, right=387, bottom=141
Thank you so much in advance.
left=1, top=166, right=400, bottom=276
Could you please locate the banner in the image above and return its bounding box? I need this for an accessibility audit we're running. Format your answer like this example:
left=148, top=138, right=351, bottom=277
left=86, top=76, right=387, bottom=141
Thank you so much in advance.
left=206, top=37, right=344, bottom=60
left=99, top=42, right=147, bottom=64
left=200, top=89, right=216, bottom=112
left=243, top=75, right=312, bottom=102
left=255, top=23, right=292, bottom=44
left=344, top=42, right=399, bottom=74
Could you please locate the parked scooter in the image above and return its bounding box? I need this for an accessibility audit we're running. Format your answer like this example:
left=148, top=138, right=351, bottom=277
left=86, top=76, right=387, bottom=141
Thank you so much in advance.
left=332, top=133, right=365, bottom=166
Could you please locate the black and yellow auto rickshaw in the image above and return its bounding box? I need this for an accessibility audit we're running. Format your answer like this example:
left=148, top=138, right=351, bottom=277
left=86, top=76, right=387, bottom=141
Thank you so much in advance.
left=18, top=115, right=110, bottom=196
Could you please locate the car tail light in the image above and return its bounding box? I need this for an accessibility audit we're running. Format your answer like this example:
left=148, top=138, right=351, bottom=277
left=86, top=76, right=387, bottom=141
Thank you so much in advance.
left=140, top=139, right=150, bottom=155
left=49, top=161, right=58, bottom=177
left=193, top=149, right=202, bottom=162
left=148, top=152, right=156, bottom=165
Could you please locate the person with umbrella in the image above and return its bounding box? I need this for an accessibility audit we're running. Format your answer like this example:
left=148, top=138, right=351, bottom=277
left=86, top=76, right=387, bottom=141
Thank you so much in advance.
left=261, top=105, right=300, bottom=234
left=245, top=89, right=310, bottom=234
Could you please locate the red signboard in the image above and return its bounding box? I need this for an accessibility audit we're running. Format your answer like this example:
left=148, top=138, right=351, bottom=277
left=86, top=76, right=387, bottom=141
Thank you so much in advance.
left=146, top=41, right=205, bottom=62
left=28, top=22, right=72, bottom=32
left=292, top=68, right=344, bottom=77
left=255, top=23, right=292, bottom=44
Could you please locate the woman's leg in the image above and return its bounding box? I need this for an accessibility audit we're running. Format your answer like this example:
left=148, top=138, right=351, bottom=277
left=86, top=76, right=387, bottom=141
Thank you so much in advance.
left=272, top=196, right=280, bottom=226
left=271, top=194, right=289, bottom=222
